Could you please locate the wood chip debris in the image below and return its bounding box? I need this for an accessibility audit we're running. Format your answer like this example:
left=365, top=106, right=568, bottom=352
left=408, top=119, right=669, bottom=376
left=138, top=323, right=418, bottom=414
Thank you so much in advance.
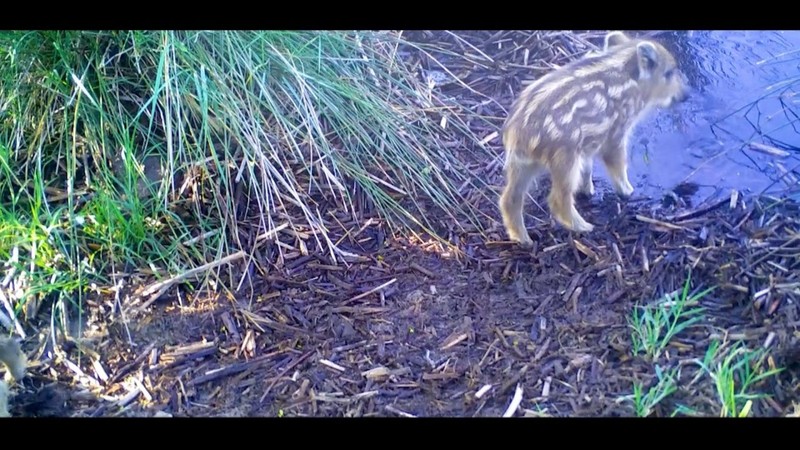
left=319, top=359, right=347, bottom=372
left=440, top=333, right=469, bottom=350
left=542, top=377, right=552, bottom=398
left=475, top=384, right=493, bottom=399
left=502, top=383, right=524, bottom=417
left=385, top=405, right=416, bottom=418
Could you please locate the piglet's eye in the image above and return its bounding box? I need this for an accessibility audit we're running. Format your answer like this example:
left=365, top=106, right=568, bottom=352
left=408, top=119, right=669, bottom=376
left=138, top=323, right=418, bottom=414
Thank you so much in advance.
left=665, top=69, right=674, bottom=79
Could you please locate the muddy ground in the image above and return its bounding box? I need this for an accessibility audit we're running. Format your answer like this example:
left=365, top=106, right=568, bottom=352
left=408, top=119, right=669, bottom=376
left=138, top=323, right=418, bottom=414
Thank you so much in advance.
left=6, top=31, right=800, bottom=418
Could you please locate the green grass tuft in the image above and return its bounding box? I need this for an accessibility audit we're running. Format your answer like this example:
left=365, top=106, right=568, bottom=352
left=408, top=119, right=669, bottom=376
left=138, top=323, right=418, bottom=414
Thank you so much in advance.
left=623, top=272, right=785, bottom=418
left=629, top=272, right=713, bottom=361
left=621, top=365, right=680, bottom=417
left=0, top=30, right=495, bottom=330
left=693, top=340, right=784, bottom=417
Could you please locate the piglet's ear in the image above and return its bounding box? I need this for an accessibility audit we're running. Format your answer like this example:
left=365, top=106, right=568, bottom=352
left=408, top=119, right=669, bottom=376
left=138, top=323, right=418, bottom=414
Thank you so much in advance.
left=603, top=31, right=630, bottom=51
left=636, top=41, right=659, bottom=79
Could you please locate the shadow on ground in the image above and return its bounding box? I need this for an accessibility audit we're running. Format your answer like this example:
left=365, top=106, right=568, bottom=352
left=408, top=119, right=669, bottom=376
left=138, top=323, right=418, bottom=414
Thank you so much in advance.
left=11, top=184, right=800, bottom=417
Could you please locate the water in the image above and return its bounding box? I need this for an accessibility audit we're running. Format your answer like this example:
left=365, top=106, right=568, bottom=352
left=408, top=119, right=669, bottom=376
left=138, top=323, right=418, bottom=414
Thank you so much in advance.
left=603, top=30, right=800, bottom=202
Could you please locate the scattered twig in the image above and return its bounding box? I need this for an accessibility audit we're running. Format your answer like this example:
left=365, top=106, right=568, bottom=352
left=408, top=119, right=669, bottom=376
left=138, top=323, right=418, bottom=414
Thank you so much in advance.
left=385, top=404, right=416, bottom=418
left=502, top=383, right=524, bottom=417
